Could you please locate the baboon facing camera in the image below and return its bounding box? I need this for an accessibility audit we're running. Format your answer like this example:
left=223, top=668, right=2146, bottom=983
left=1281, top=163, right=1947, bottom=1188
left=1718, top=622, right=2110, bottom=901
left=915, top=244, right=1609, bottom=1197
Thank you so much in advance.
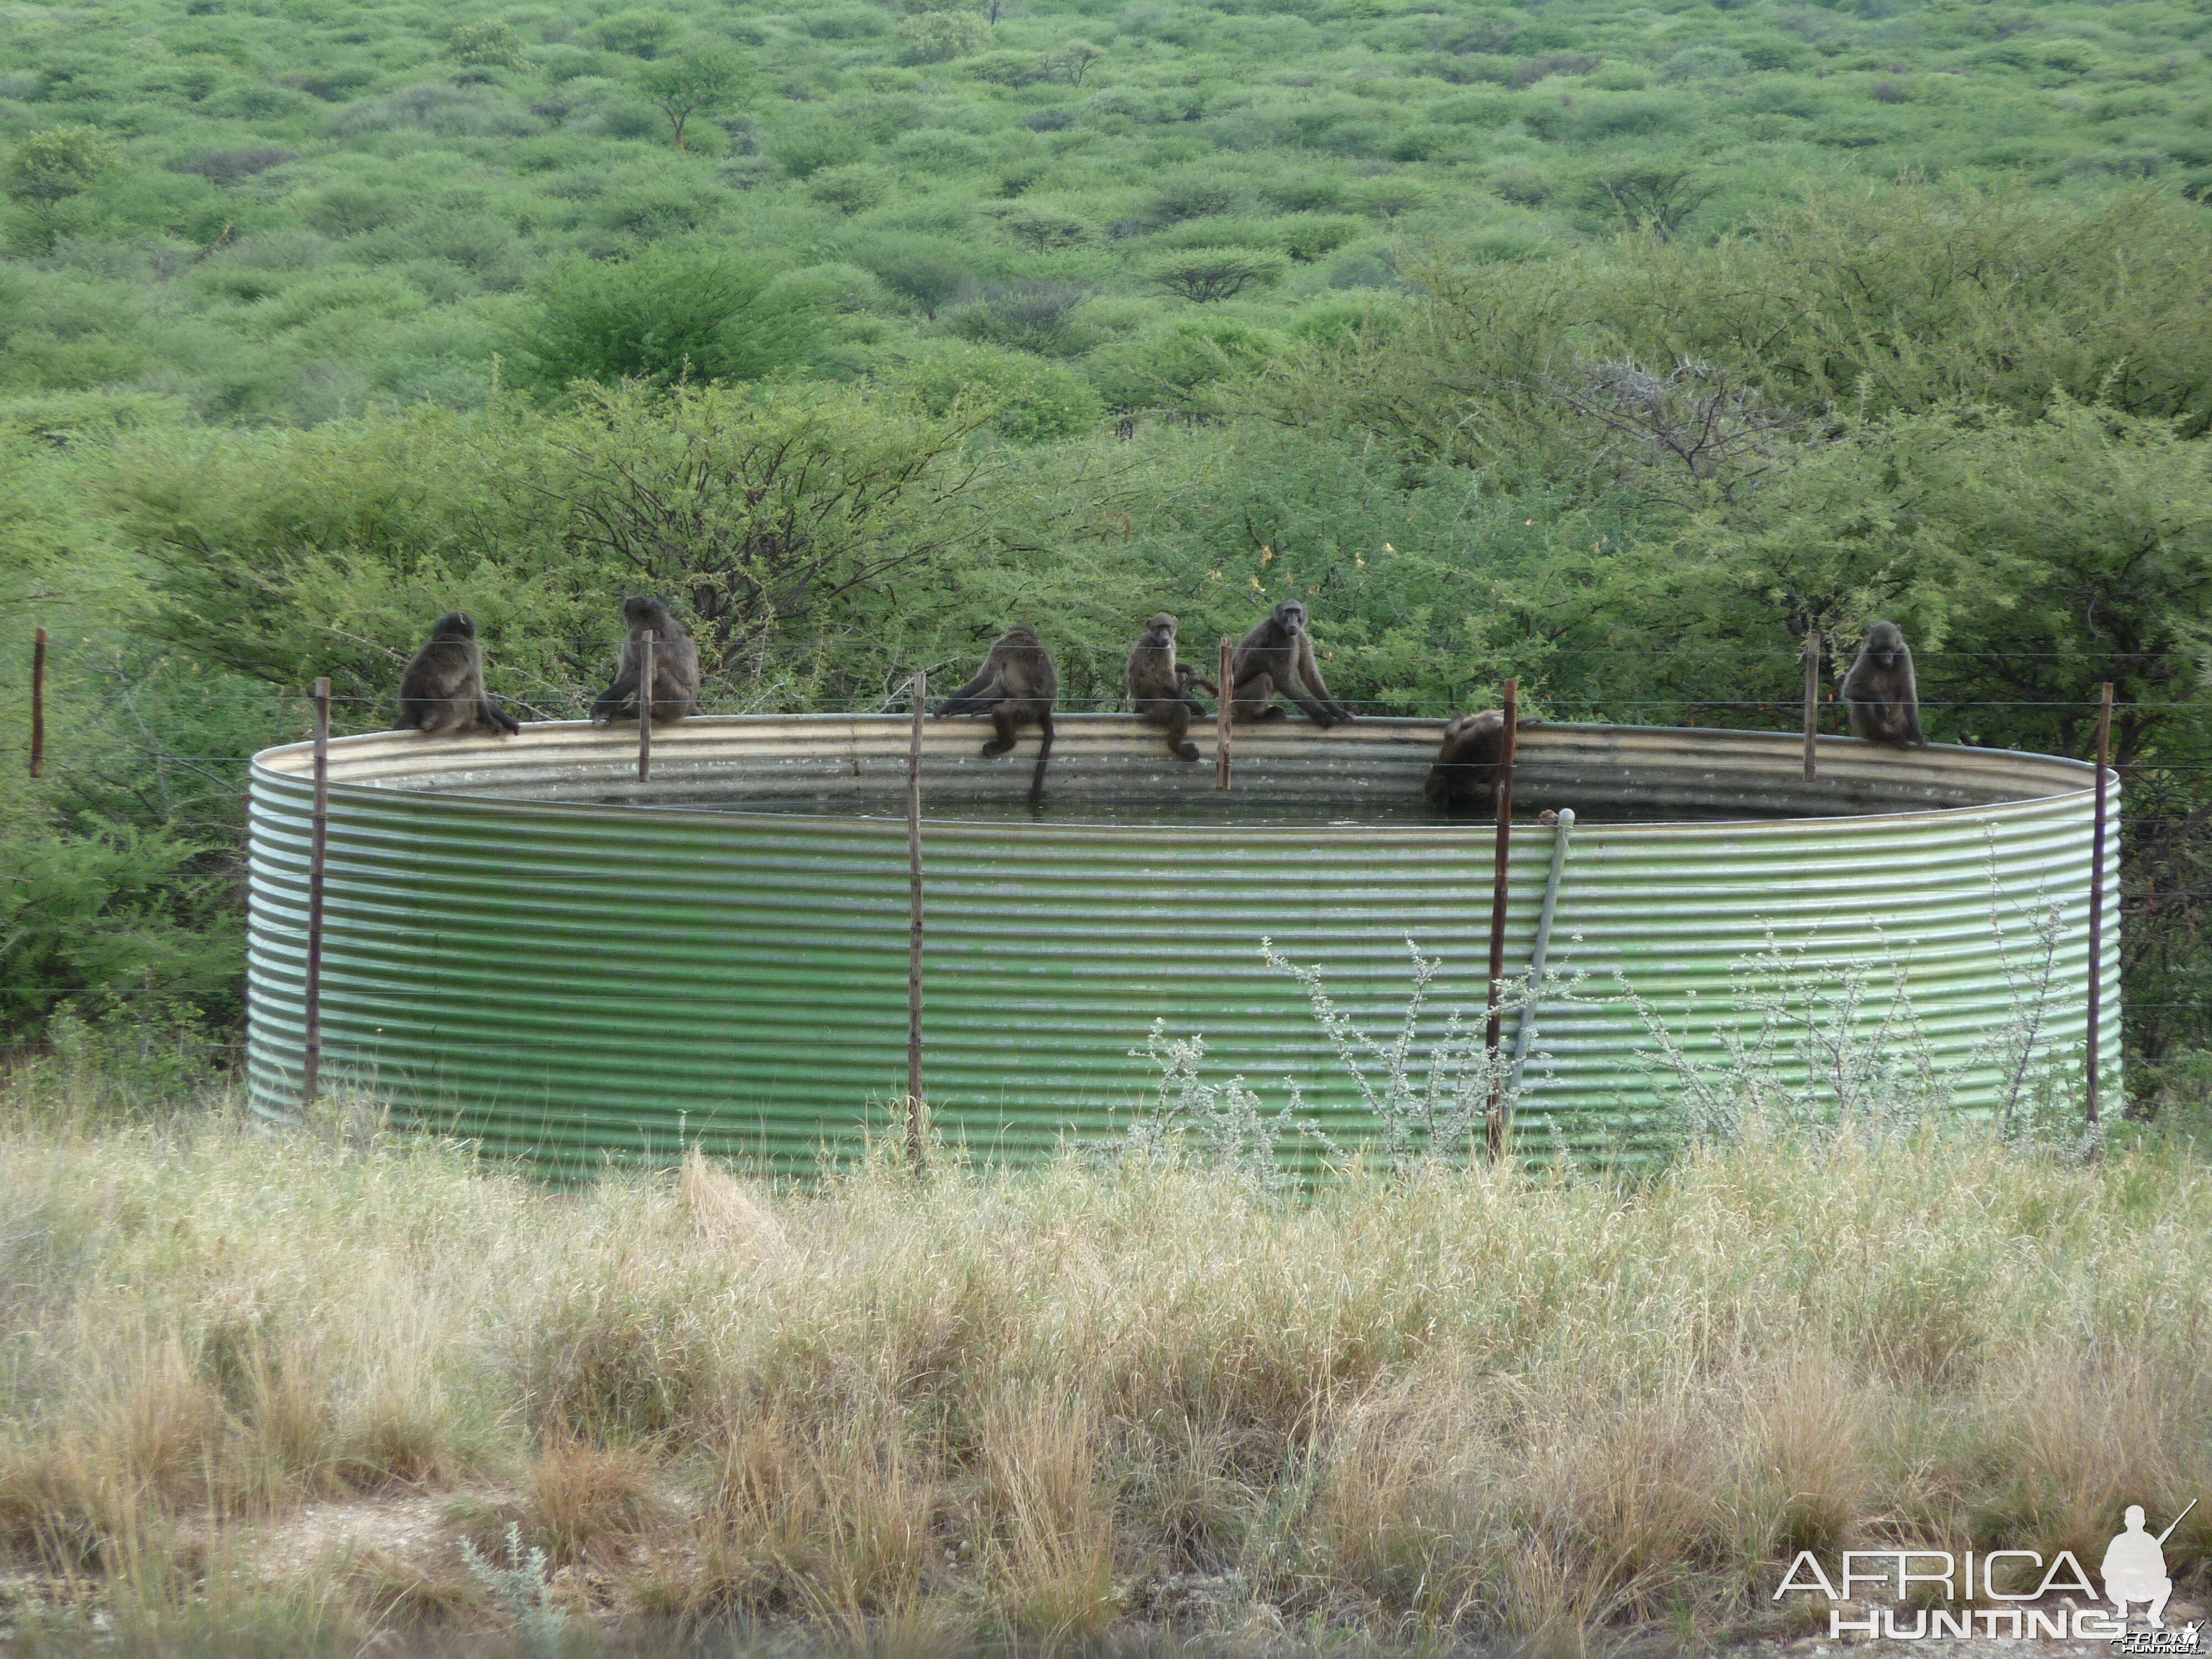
left=1840, top=620, right=1924, bottom=748
left=1230, top=601, right=1354, bottom=727
left=1125, top=612, right=1215, bottom=761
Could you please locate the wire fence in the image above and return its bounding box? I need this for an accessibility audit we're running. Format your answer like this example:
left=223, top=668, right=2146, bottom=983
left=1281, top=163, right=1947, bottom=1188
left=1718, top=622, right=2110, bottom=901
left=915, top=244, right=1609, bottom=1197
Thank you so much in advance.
left=16, top=640, right=2212, bottom=833
left=19, top=628, right=2212, bottom=1125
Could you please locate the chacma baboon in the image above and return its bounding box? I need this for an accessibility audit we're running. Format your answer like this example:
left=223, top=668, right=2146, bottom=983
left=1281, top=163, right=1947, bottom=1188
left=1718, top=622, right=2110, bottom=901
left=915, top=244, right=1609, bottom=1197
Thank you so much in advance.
left=1840, top=620, right=1923, bottom=748
left=590, top=596, right=702, bottom=726
left=1230, top=600, right=1354, bottom=727
left=395, top=612, right=520, bottom=737
left=936, top=624, right=1058, bottom=804
left=1423, top=709, right=1513, bottom=808
left=1125, top=612, right=1214, bottom=761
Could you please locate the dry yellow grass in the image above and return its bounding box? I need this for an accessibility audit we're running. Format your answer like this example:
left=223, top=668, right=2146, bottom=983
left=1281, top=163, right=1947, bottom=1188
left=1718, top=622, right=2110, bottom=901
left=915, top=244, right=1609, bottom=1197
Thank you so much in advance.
left=0, top=1087, right=2206, bottom=1655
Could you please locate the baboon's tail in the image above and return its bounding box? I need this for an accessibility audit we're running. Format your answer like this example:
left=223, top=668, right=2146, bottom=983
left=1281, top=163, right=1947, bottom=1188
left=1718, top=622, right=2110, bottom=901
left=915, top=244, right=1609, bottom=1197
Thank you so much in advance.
left=1028, top=712, right=1055, bottom=806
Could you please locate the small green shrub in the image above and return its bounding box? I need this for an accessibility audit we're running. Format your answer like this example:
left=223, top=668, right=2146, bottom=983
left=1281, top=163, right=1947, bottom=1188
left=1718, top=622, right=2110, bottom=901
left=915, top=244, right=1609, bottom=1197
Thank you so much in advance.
left=506, top=244, right=827, bottom=393
left=899, top=341, right=1103, bottom=443
left=765, top=119, right=868, bottom=179
left=1089, top=316, right=1275, bottom=411
left=807, top=163, right=892, bottom=215
left=592, top=8, right=677, bottom=58
left=444, top=22, right=528, bottom=71
left=896, top=12, right=994, bottom=65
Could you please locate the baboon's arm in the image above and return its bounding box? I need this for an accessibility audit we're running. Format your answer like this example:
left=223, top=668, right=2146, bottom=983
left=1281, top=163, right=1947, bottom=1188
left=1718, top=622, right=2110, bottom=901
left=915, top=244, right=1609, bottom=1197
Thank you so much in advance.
left=935, top=665, right=1006, bottom=717
left=589, top=649, right=641, bottom=723
left=1292, top=638, right=1354, bottom=723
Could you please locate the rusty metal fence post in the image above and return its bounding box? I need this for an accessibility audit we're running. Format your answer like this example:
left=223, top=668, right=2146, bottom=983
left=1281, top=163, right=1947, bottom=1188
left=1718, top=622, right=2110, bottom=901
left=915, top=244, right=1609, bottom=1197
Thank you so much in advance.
left=1802, top=629, right=1820, bottom=782
left=637, top=635, right=654, bottom=784
left=907, top=670, right=927, bottom=1163
left=302, top=676, right=331, bottom=1107
left=1484, top=676, right=1520, bottom=1162
left=2087, top=680, right=2112, bottom=1134
left=1215, top=638, right=1233, bottom=789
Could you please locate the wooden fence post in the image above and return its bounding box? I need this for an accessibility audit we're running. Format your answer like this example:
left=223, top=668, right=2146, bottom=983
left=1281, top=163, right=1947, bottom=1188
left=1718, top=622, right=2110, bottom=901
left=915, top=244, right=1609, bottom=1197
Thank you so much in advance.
left=2087, top=680, right=2112, bottom=1134
left=303, top=676, right=331, bottom=1107
left=1802, top=629, right=1820, bottom=782
left=907, top=670, right=927, bottom=1164
left=29, top=628, right=45, bottom=780
left=1215, top=638, right=1233, bottom=790
left=1484, top=676, right=1520, bottom=1162
left=637, top=635, right=654, bottom=784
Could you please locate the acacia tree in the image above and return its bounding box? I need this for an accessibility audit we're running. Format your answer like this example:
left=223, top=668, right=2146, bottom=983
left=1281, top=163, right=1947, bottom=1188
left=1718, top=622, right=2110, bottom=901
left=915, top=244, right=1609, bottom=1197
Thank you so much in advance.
left=637, top=46, right=749, bottom=150
left=1579, top=166, right=1714, bottom=242
left=444, top=20, right=528, bottom=70
left=4, top=125, right=119, bottom=248
left=992, top=205, right=1090, bottom=252
left=531, top=383, right=998, bottom=680
left=115, top=383, right=1001, bottom=710
left=1045, top=39, right=1102, bottom=84
left=1152, top=249, right=1286, bottom=304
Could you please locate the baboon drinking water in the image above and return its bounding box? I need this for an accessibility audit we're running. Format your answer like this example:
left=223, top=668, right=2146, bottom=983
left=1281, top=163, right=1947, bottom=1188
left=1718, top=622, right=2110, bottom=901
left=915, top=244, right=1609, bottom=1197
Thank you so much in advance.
left=936, top=624, right=1059, bottom=804
left=395, top=612, right=520, bottom=736
left=589, top=596, right=702, bottom=726
left=1229, top=601, right=1354, bottom=727
left=1125, top=612, right=1215, bottom=761
left=1423, top=709, right=1514, bottom=808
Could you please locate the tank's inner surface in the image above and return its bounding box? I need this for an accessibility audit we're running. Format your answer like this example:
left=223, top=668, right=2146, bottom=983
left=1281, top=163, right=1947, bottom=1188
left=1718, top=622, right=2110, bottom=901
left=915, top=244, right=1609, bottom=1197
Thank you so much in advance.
left=271, top=716, right=2099, bottom=826
left=686, top=794, right=1757, bottom=827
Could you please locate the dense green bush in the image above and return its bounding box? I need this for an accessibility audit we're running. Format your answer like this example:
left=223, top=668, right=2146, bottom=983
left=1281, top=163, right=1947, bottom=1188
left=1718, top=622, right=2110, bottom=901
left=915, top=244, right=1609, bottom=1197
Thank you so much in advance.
left=896, top=12, right=994, bottom=65
left=4, top=125, right=121, bottom=250
left=504, top=243, right=828, bottom=393
left=106, top=381, right=996, bottom=703
left=1089, top=317, right=1276, bottom=413
left=899, top=339, right=1103, bottom=443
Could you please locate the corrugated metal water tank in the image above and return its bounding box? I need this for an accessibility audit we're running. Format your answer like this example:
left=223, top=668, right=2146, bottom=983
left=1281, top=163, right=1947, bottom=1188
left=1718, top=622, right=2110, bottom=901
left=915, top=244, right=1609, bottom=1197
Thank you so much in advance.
left=246, top=718, right=2120, bottom=1175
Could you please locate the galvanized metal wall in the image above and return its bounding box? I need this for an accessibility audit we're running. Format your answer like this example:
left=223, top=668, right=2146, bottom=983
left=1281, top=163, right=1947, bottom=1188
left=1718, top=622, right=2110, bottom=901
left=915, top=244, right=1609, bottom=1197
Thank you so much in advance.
left=247, top=718, right=2121, bottom=1175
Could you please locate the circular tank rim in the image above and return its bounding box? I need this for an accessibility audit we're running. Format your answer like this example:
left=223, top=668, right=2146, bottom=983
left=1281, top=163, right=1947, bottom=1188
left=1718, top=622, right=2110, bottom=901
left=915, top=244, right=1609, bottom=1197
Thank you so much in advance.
left=249, top=714, right=2107, bottom=836
left=243, top=712, right=2122, bottom=1174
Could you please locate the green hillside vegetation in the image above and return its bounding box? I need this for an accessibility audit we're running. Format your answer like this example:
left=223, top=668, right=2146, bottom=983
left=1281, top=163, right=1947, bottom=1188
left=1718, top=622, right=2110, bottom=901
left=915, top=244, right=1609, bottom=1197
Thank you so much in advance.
left=9, top=0, right=2212, bottom=1120
left=3, top=0, right=2212, bottom=419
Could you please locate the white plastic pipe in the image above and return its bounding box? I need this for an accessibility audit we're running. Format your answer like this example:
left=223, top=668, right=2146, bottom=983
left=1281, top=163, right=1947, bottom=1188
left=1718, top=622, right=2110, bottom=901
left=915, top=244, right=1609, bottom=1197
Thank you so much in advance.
left=1507, top=807, right=1575, bottom=1101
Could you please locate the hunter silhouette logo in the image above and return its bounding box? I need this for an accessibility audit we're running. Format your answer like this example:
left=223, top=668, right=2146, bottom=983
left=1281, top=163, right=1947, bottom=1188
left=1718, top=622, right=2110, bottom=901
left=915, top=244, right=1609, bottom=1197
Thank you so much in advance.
left=1773, top=1500, right=2201, bottom=1644
left=2104, top=1502, right=2195, bottom=1630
